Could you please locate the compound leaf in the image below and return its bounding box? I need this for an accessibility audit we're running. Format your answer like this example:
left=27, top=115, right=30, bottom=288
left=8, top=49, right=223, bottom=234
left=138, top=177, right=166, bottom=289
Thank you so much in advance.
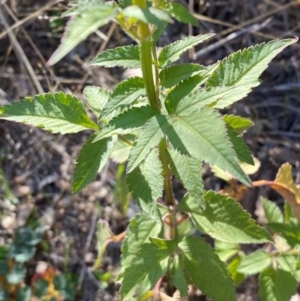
left=259, top=268, right=297, bottom=301
left=181, top=191, right=272, bottom=243
left=101, top=77, right=145, bottom=118
left=168, top=148, right=204, bottom=208
left=261, top=197, right=284, bottom=224
left=48, top=1, right=118, bottom=65
left=83, top=85, right=110, bottom=117
left=238, top=250, right=272, bottom=275
left=158, top=34, right=214, bottom=67
left=207, top=38, right=298, bottom=108
left=90, top=45, right=141, bottom=68
left=127, top=115, right=172, bottom=172
left=94, top=105, right=158, bottom=141
left=127, top=149, right=163, bottom=221
left=179, top=236, right=235, bottom=301
left=121, top=213, right=163, bottom=272
left=0, top=92, right=98, bottom=134
left=120, top=239, right=175, bottom=300
left=166, top=108, right=250, bottom=186
left=72, top=134, right=115, bottom=193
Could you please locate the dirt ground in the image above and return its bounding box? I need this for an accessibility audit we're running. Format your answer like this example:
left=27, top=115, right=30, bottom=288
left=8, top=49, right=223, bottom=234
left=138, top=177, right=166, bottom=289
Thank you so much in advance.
left=0, top=0, right=300, bottom=300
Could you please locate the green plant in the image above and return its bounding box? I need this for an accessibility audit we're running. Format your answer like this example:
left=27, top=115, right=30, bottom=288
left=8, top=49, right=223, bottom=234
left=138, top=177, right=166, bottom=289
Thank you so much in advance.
left=0, top=225, right=45, bottom=301
left=0, top=223, right=77, bottom=301
left=217, top=199, right=300, bottom=301
left=0, top=0, right=298, bottom=300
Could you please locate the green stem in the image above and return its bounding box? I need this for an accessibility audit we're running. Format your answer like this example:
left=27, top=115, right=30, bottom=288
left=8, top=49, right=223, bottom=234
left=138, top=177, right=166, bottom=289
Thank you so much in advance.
left=140, top=40, right=161, bottom=111
left=132, top=0, right=160, bottom=111
left=133, top=0, right=176, bottom=240
left=159, top=138, right=174, bottom=207
left=159, top=138, right=177, bottom=240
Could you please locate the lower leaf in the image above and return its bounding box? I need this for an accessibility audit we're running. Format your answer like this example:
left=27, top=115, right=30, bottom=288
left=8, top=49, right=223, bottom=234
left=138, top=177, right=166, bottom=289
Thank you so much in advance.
left=179, top=236, right=235, bottom=301
left=120, top=239, right=176, bottom=300
left=180, top=191, right=272, bottom=244
left=259, top=267, right=297, bottom=301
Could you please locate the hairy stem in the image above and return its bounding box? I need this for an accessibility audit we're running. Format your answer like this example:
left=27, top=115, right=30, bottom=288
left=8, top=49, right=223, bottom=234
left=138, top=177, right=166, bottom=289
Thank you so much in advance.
left=133, top=0, right=176, bottom=239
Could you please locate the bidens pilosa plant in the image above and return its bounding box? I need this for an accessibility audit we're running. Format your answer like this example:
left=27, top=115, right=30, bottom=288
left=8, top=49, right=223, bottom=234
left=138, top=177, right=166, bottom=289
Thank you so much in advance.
left=0, top=0, right=298, bottom=300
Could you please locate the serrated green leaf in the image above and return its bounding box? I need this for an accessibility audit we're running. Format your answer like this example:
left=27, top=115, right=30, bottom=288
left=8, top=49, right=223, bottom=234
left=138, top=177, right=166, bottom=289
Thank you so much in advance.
left=179, top=236, right=235, bottom=301
left=127, top=115, right=172, bottom=172
left=158, top=34, right=214, bottom=67
left=223, top=115, right=253, bottom=133
left=101, top=77, right=146, bottom=118
left=121, top=6, right=172, bottom=26
left=120, top=239, right=175, bottom=300
left=165, top=74, right=205, bottom=114
left=90, top=45, right=141, bottom=68
left=162, top=2, right=198, bottom=26
left=83, top=86, right=110, bottom=117
left=159, top=63, right=205, bottom=88
left=16, top=287, right=31, bottom=301
left=261, top=197, right=284, bottom=224
left=0, top=92, right=99, bottom=134
left=268, top=222, right=300, bottom=248
left=121, top=213, right=163, bottom=273
left=207, top=38, right=298, bottom=108
left=175, top=86, right=234, bottom=116
left=226, top=124, right=254, bottom=165
left=94, top=106, right=158, bottom=141
left=72, top=134, right=115, bottom=193
left=171, top=254, right=188, bottom=297
left=127, top=149, right=163, bottom=221
left=48, top=2, right=118, bottom=65
left=228, top=255, right=245, bottom=286
left=276, top=254, right=297, bottom=275
left=168, top=148, right=204, bottom=208
left=181, top=191, right=272, bottom=243
left=6, top=264, right=26, bottom=284
left=166, top=108, right=251, bottom=185
left=238, top=250, right=272, bottom=275
left=259, top=268, right=297, bottom=301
